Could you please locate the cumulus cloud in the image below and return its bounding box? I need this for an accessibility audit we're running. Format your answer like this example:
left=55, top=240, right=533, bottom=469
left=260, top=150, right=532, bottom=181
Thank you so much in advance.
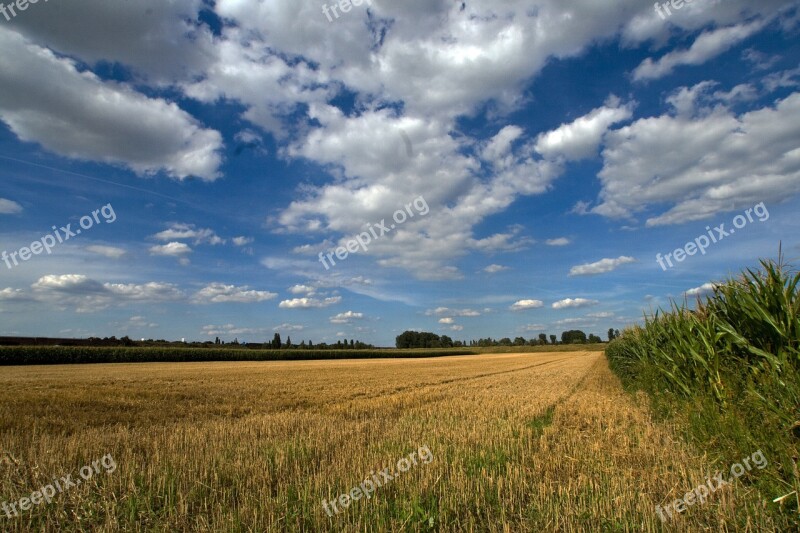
left=0, top=198, right=22, bottom=214
left=30, top=274, right=183, bottom=312
left=149, top=242, right=192, bottom=257
left=546, top=237, right=571, bottom=246
left=569, top=256, right=637, bottom=276
left=510, top=299, right=544, bottom=311
left=592, top=91, right=800, bottom=226
left=552, top=298, right=599, bottom=310
left=288, top=284, right=316, bottom=295
left=484, top=264, right=510, bottom=274
left=279, top=296, right=342, bottom=309
left=152, top=224, right=224, bottom=245
left=534, top=97, right=633, bottom=160
left=330, top=311, right=364, bottom=324
left=685, top=282, right=718, bottom=296
left=193, top=283, right=277, bottom=304
left=0, top=288, right=27, bottom=301
left=232, top=236, right=254, bottom=246
left=438, top=317, right=455, bottom=324
left=633, top=20, right=767, bottom=82
left=0, top=28, right=223, bottom=181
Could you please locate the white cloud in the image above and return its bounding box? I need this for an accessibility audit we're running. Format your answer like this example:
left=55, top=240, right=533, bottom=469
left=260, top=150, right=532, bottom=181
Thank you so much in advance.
left=546, top=237, right=571, bottom=246
left=0, top=28, right=223, bottom=181
left=438, top=317, right=455, bottom=324
left=0, top=198, right=22, bottom=214
left=193, top=283, right=277, bottom=304
left=523, top=324, right=547, bottom=332
left=274, top=323, right=305, bottom=332
left=149, top=242, right=192, bottom=257
left=30, top=274, right=183, bottom=312
left=587, top=312, right=615, bottom=318
left=279, top=296, right=342, bottom=309
left=633, top=20, right=767, bottom=81
left=426, top=307, right=481, bottom=317
left=593, top=91, right=800, bottom=226
left=552, top=298, right=599, bottom=310
left=569, top=256, right=637, bottom=276
left=288, top=284, right=316, bottom=295
left=330, top=311, right=364, bottom=324
left=483, top=264, right=509, bottom=274
left=534, top=97, right=633, bottom=160
left=0, top=288, right=26, bottom=301
left=685, top=282, right=718, bottom=296
left=152, top=224, right=224, bottom=245
left=202, top=324, right=267, bottom=337
left=232, top=236, right=254, bottom=246
left=510, top=299, right=544, bottom=311
left=85, top=245, right=126, bottom=259
left=450, top=325, right=464, bottom=332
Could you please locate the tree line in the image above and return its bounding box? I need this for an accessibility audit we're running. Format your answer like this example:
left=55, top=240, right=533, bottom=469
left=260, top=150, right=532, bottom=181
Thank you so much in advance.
left=396, top=329, right=620, bottom=349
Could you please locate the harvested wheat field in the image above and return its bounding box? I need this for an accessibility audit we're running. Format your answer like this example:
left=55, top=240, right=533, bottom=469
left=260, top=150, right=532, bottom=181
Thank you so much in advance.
left=0, top=352, right=779, bottom=531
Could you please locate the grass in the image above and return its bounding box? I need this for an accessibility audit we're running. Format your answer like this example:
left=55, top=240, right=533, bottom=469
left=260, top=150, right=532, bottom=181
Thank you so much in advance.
left=606, top=254, right=800, bottom=529
left=0, top=351, right=785, bottom=530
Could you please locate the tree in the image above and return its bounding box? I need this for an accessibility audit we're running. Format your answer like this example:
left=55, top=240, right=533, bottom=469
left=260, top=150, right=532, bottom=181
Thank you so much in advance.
left=396, top=331, right=442, bottom=349
left=550, top=335, right=557, bottom=345
left=272, top=333, right=282, bottom=349
left=588, top=334, right=602, bottom=343
left=561, top=330, right=587, bottom=344
left=350, top=339, right=355, bottom=349
left=538, top=333, right=547, bottom=345
left=498, top=337, right=512, bottom=346
left=286, top=336, right=292, bottom=348
left=514, top=337, right=526, bottom=346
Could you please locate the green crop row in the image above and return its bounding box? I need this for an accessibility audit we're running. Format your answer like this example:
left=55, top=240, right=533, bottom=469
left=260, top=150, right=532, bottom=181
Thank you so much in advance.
left=0, top=346, right=475, bottom=366
left=606, top=255, right=800, bottom=526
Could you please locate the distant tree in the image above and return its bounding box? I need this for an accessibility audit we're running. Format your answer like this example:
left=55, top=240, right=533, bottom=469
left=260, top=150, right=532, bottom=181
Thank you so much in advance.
left=350, top=339, right=355, bottom=349
left=396, top=331, right=442, bottom=349
left=561, top=330, right=587, bottom=344
left=614, top=329, right=620, bottom=339
left=215, top=337, right=221, bottom=345
left=498, top=337, right=512, bottom=346
left=538, top=333, right=547, bottom=345
left=308, top=340, right=313, bottom=348
left=513, top=337, right=526, bottom=346
left=272, top=333, right=282, bottom=349
left=550, top=335, right=557, bottom=345
left=286, top=336, right=292, bottom=348
left=608, top=328, right=616, bottom=342
left=588, top=334, right=602, bottom=343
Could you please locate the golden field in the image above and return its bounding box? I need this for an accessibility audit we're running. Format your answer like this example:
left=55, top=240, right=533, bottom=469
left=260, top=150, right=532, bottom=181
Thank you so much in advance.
left=0, top=352, right=779, bottom=531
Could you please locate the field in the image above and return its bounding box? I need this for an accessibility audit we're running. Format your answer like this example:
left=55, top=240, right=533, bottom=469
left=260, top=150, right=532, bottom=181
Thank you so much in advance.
left=0, top=351, right=781, bottom=531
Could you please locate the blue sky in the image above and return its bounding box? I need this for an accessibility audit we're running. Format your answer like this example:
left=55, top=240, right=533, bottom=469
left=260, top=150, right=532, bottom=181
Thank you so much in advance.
left=1, top=0, right=799, bottom=346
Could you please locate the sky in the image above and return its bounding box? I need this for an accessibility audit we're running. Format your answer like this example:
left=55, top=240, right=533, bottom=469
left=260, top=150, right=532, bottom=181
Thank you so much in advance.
left=1, top=0, right=799, bottom=346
